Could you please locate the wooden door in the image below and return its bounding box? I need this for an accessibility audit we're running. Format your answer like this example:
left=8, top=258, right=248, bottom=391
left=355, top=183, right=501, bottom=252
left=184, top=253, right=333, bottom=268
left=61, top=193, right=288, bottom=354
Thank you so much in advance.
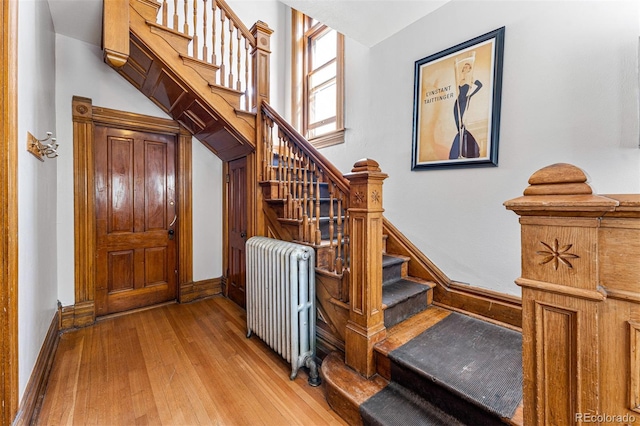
left=227, top=157, right=247, bottom=308
left=95, top=126, right=178, bottom=316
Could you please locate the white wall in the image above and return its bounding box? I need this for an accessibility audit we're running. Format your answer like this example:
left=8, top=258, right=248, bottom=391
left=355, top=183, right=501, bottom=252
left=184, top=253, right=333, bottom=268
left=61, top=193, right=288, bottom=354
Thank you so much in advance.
left=17, top=0, right=59, bottom=398
left=193, top=142, right=224, bottom=280
left=319, top=1, right=640, bottom=295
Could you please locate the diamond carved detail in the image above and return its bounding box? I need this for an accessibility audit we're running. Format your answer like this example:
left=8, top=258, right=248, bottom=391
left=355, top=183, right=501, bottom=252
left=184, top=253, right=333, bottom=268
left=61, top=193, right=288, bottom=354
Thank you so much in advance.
left=354, top=191, right=365, bottom=205
left=537, top=239, right=580, bottom=270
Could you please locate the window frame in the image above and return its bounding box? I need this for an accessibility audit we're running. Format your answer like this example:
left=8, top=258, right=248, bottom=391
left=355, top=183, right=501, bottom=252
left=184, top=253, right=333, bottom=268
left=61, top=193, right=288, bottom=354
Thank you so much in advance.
left=291, top=10, right=345, bottom=148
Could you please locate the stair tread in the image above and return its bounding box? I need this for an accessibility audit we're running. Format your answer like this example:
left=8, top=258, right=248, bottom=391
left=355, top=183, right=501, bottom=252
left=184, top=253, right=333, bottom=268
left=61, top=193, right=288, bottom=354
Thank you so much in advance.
left=375, top=306, right=451, bottom=357
left=382, top=279, right=430, bottom=309
left=389, top=312, right=523, bottom=420
left=360, top=382, right=465, bottom=426
left=382, top=255, right=406, bottom=268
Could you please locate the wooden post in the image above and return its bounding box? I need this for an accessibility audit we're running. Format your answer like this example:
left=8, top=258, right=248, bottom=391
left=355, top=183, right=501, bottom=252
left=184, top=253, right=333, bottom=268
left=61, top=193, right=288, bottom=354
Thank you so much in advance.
left=249, top=21, right=273, bottom=238
left=103, top=0, right=130, bottom=67
left=344, top=159, right=387, bottom=377
left=504, top=163, right=620, bottom=425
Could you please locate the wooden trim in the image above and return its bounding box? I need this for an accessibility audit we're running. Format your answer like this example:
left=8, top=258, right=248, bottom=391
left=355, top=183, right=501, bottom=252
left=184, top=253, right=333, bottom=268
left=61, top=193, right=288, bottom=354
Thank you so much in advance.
left=290, top=9, right=344, bottom=145
left=1, top=1, right=19, bottom=421
left=102, top=0, right=130, bottom=67
left=72, top=98, right=193, bottom=321
left=516, top=278, right=606, bottom=302
left=177, top=129, right=193, bottom=298
left=222, top=161, right=229, bottom=295
left=12, top=311, right=60, bottom=426
left=180, top=277, right=222, bottom=303
left=72, top=97, right=97, bottom=323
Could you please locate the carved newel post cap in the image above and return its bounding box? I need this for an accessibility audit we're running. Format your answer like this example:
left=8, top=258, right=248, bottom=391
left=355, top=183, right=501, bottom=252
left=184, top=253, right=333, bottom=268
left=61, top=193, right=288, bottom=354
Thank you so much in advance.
left=351, top=158, right=381, bottom=173
left=524, top=163, right=592, bottom=196
left=504, top=163, right=619, bottom=215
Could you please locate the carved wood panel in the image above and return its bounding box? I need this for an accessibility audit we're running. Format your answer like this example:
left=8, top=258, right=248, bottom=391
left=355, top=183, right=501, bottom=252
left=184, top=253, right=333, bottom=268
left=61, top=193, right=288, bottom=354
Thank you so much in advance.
left=520, top=219, right=598, bottom=290
left=631, top=321, right=640, bottom=413
left=534, top=302, right=577, bottom=425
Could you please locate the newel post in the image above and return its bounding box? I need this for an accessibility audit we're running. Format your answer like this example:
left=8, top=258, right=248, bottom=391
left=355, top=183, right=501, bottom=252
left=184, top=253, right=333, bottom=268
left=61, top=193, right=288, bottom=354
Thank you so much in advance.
left=504, top=163, right=618, bottom=425
left=102, top=0, right=130, bottom=68
left=344, top=159, right=388, bottom=377
left=250, top=21, right=273, bottom=112
left=249, top=21, right=273, bottom=238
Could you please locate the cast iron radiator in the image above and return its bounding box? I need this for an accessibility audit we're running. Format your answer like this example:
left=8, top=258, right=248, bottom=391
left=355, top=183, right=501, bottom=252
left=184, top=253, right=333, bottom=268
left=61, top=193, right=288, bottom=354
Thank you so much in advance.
left=245, top=236, right=320, bottom=386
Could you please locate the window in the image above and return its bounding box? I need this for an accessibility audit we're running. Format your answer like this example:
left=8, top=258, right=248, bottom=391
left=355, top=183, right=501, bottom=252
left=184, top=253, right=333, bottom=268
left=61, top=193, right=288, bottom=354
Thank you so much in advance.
left=292, top=10, right=344, bottom=148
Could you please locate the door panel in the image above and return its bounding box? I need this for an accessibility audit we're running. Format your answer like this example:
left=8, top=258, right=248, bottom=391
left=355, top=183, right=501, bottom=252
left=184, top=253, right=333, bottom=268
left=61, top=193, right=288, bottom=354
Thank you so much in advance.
left=95, top=126, right=177, bottom=316
left=227, top=157, right=247, bottom=308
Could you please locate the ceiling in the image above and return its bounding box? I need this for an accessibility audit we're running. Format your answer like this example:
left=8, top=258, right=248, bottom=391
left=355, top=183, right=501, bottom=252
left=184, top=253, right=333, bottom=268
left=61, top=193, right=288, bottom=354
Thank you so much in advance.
left=280, top=0, right=449, bottom=47
left=46, top=0, right=449, bottom=48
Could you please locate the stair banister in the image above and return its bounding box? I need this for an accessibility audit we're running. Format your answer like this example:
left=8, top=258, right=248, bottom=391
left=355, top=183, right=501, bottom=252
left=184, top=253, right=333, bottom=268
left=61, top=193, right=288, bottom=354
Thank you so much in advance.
left=505, top=163, right=640, bottom=425
left=260, top=103, right=350, bottom=194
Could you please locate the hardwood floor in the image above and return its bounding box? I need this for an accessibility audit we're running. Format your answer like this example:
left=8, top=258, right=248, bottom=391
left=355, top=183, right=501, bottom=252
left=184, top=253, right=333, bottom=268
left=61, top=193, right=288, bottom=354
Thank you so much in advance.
left=37, top=296, right=347, bottom=425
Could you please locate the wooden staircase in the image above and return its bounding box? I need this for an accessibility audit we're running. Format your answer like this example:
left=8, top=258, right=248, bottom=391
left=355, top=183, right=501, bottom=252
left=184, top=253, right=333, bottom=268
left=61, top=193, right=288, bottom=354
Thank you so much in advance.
left=101, top=2, right=527, bottom=419
left=103, top=0, right=271, bottom=161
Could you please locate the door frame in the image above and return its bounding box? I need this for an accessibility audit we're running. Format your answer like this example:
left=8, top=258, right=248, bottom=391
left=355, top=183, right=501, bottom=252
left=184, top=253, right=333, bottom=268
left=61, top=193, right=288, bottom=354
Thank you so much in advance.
left=1, top=0, right=19, bottom=421
left=71, top=97, right=193, bottom=326
left=222, top=152, right=257, bottom=298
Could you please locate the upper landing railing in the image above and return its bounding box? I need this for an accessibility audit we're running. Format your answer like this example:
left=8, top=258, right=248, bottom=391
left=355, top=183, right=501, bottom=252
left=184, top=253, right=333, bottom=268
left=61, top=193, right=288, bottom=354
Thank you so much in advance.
left=156, top=0, right=258, bottom=110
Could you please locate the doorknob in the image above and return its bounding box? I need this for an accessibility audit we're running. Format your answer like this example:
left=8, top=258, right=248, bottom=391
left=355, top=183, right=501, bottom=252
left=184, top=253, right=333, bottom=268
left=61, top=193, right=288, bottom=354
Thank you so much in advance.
left=169, top=214, right=177, bottom=227
left=168, top=229, right=175, bottom=240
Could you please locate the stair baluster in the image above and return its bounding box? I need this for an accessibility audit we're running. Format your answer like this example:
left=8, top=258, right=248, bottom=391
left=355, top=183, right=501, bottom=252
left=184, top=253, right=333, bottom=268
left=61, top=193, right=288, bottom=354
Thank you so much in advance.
left=328, top=182, right=336, bottom=272
left=302, top=156, right=309, bottom=243
left=192, top=0, right=198, bottom=57
left=315, top=169, right=322, bottom=244
left=183, top=0, right=189, bottom=34
left=236, top=29, right=242, bottom=91
left=210, top=1, right=217, bottom=63
left=202, top=0, right=208, bottom=60
left=308, top=163, right=316, bottom=244
left=277, top=129, right=284, bottom=199
left=228, top=21, right=234, bottom=88
left=162, top=0, right=168, bottom=27
left=244, top=38, right=249, bottom=107
left=296, top=146, right=303, bottom=221
left=219, top=11, right=225, bottom=86
left=173, top=0, right=178, bottom=31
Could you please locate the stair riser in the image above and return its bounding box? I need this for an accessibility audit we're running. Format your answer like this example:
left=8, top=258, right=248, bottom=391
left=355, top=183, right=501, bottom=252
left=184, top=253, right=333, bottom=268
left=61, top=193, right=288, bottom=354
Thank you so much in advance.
left=390, top=362, right=505, bottom=425
left=384, top=292, right=429, bottom=329
left=382, top=262, right=403, bottom=286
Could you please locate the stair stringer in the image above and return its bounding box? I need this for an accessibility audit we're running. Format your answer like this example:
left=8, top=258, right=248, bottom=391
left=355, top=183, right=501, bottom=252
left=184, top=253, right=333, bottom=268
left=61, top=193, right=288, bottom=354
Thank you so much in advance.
left=383, top=218, right=522, bottom=329
left=111, top=1, right=257, bottom=161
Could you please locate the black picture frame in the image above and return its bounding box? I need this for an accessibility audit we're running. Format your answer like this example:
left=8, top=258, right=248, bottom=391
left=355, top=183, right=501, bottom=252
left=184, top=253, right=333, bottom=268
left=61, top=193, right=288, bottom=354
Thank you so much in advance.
left=411, top=27, right=505, bottom=170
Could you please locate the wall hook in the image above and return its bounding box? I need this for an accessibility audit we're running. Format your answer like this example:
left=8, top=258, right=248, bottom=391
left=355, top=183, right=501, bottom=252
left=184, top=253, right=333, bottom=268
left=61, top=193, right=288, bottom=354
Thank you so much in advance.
left=27, top=131, right=59, bottom=161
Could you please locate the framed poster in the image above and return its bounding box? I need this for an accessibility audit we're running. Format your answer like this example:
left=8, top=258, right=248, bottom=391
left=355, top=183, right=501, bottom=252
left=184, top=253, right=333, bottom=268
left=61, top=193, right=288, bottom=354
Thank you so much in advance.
left=411, top=27, right=505, bottom=170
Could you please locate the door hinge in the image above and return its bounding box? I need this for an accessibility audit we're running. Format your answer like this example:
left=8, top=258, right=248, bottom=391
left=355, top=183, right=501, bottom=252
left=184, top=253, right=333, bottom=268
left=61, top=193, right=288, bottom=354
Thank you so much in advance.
left=225, top=174, right=230, bottom=183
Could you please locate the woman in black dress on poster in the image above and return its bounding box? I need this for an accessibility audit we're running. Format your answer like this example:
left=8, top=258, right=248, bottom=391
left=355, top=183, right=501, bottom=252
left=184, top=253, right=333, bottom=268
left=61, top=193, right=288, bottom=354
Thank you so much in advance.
left=449, top=59, right=482, bottom=159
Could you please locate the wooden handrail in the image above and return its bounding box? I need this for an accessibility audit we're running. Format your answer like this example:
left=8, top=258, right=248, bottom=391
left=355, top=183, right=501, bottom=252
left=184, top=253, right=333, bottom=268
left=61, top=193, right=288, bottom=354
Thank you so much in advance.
left=261, top=102, right=351, bottom=195
left=216, top=0, right=256, bottom=48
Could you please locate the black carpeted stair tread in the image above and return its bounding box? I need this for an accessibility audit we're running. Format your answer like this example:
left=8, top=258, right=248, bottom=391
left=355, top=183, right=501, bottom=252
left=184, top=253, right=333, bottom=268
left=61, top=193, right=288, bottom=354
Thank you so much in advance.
left=360, top=382, right=465, bottom=426
left=389, top=312, right=523, bottom=421
left=382, top=279, right=429, bottom=308
left=382, top=255, right=405, bottom=269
